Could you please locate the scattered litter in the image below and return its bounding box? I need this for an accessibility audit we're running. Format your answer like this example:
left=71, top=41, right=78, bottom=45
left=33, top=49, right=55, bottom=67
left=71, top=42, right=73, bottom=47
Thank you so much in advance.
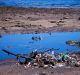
left=75, top=61, right=80, bottom=67
left=1, top=48, right=80, bottom=68
left=32, top=36, right=41, bottom=41
left=55, top=63, right=65, bottom=67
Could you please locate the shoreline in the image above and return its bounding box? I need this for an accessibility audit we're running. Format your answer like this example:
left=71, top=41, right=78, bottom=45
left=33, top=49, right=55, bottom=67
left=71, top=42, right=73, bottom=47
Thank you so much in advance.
left=0, top=55, right=80, bottom=75
left=0, top=52, right=80, bottom=75
left=0, top=6, right=80, bottom=75
left=0, top=6, right=80, bottom=34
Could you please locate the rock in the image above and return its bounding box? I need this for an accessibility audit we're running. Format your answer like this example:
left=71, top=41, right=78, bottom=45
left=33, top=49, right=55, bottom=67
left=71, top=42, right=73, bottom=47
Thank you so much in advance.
left=75, top=61, right=80, bottom=67
left=66, top=40, right=80, bottom=46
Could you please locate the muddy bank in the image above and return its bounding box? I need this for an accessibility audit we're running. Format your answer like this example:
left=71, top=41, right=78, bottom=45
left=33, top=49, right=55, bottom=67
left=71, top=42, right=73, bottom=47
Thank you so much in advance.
left=0, top=60, right=80, bottom=75
left=0, top=7, right=80, bottom=34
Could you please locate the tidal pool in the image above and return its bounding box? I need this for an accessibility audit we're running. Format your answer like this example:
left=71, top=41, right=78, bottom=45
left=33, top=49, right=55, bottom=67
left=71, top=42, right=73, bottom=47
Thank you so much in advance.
left=0, top=32, right=80, bottom=61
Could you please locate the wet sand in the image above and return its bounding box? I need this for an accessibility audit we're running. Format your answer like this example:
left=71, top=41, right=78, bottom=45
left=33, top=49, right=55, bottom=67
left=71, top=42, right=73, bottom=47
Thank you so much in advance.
left=0, top=7, right=80, bottom=34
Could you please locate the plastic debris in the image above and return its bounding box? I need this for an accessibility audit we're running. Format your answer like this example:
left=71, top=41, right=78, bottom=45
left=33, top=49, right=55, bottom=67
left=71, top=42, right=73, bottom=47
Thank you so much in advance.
left=2, top=49, right=80, bottom=68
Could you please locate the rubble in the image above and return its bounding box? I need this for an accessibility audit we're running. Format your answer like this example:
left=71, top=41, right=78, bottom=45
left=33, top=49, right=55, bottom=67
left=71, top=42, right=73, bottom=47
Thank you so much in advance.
left=2, top=49, right=80, bottom=69
left=75, top=61, right=80, bottom=67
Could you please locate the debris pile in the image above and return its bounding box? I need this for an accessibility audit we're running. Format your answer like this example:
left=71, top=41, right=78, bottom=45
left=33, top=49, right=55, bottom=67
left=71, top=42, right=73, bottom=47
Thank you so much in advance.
left=2, top=49, right=80, bottom=68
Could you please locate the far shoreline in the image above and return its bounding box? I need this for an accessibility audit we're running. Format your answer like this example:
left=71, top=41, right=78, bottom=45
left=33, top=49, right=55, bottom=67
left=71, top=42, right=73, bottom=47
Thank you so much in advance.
left=0, top=6, right=80, bottom=34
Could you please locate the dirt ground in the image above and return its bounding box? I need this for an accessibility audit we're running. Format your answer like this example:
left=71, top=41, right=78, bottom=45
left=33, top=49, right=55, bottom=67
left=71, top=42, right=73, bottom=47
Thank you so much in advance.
left=0, top=7, right=80, bottom=34
left=0, top=60, right=80, bottom=75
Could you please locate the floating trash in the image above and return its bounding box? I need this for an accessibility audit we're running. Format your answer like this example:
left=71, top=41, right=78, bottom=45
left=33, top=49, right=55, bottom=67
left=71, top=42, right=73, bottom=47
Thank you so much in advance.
left=32, top=36, right=41, bottom=41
